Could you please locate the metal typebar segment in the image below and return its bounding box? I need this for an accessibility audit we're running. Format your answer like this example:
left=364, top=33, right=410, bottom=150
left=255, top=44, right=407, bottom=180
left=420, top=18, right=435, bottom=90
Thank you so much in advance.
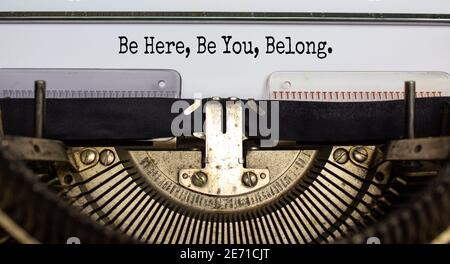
left=34, top=80, right=46, bottom=138
left=205, top=100, right=243, bottom=168
left=405, top=80, right=416, bottom=139
left=179, top=99, right=269, bottom=196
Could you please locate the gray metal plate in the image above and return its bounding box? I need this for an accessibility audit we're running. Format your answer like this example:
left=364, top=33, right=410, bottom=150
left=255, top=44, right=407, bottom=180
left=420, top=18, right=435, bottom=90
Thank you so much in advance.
left=268, top=71, right=450, bottom=101
left=0, top=69, right=181, bottom=98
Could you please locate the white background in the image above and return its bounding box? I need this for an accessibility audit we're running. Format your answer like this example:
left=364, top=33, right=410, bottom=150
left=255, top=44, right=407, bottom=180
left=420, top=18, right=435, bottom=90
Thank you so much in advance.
left=0, top=0, right=450, bottom=13
left=1, top=23, right=449, bottom=99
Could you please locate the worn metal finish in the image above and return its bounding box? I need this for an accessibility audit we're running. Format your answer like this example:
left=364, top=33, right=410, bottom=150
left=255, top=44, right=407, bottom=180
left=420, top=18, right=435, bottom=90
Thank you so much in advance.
left=0, top=136, right=67, bottom=162
left=179, top=100, right=270, bottom=196
left=132, top=149, right=313, bottom=212
left=385, top=136, right=450, bottom=161
left=49, top=95, right=383, bottom=243
left=58, top=145, right=381, bottom=243
left=3, top=134, right=446, bottom=244
left=68, top=148, right=99, bottom=172
left=0, top=77, right=448, bottom=244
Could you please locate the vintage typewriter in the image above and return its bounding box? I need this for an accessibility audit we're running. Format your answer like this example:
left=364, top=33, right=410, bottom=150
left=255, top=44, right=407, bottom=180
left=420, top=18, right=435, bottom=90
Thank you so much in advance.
left=0, top=69, right=449, bottom=244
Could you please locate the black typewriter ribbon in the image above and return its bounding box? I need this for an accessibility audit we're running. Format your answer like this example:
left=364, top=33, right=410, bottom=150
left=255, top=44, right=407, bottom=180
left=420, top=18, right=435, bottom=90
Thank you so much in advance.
left=0, top=97, right=448, bottom=145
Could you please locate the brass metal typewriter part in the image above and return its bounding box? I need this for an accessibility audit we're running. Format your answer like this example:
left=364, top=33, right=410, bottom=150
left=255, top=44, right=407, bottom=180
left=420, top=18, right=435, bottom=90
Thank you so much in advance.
left=0, top=81, right=449, bottom=244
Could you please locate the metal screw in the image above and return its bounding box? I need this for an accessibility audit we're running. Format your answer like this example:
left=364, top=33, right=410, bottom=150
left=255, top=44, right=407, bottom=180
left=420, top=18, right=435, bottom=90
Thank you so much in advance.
left=99, top=149, right=115, bottom=166
left=191, top=171, right=208, bottom=187
left=80, top=149, right=97, bottom=165
left=242, top=171, right=258, bottom=188
left=333, top=148, right=349, bottom=164
left=281, top=81, right=292, bottom=90
left=158, top=80, right=166, bottom=89
left=352, top=146, right=368, bottom=163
